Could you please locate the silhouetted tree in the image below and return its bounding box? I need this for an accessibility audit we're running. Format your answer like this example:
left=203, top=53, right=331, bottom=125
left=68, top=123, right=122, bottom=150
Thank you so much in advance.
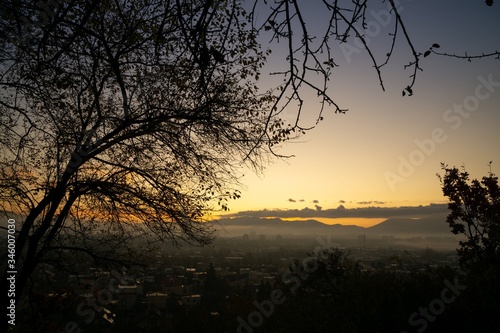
left=439, top=162, right=500, bottom=270
left=270, top=248, right=463, bottom=333
left=1, top=1, right=276, bottom=330
left=438, top=163, right=500, bottom=330
left=202, top=262, right=228, bottom=307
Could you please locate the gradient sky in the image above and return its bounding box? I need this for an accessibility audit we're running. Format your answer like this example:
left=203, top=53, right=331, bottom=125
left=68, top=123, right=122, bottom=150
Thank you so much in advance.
left=221, top=0, right=500, bottom=219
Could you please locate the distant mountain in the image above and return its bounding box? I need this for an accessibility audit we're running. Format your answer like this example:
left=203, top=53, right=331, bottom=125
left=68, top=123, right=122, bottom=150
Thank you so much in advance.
left=212, top=214, right=451, bottom=238
left=368, top=215, right=450, bottom=235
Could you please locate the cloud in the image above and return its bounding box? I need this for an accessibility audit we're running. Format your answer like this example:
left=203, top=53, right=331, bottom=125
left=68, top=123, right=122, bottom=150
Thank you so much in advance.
left=228, top=203, right=448, bottom=219
left=288, top=198, right=296, bottom=203
left=312, top=200, right=319, bottom=203
left=356, top=201, right=387, bottom=205
left=339, top=200, right=346, bottom=204
left=315, top=205, right=322, bottom=211
left=299, top=199, right=305, bottom=202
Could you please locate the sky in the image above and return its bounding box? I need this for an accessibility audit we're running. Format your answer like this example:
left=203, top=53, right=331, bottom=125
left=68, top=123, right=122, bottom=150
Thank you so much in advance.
left=220, top=0, right=500, bottom=224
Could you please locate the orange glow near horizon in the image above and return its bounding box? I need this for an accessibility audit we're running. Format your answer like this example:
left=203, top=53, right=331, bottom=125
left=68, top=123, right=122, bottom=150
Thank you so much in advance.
left=280, top=217, right=387, bottom=228
left=212, top=215, right=389, bottom=228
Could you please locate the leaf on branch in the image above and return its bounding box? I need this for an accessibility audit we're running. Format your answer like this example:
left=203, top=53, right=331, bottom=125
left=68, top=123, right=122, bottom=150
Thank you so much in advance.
left=405, top=86, right=413, bottom=96
left=424, top=50, right=431, bottom=58
left=432, top=43, right=440, bottom=48
left=210, top=47, right=225, bottom=63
